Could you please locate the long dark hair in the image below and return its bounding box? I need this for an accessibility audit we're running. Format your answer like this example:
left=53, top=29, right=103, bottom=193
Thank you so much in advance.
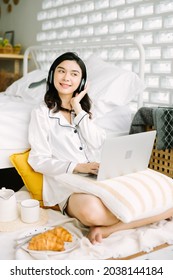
left=44, top=52, right=92, bottom=116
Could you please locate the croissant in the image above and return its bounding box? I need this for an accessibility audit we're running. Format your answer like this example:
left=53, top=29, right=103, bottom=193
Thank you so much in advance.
left=28, top=236, right=64, bottom=251
left=51, top=227, right=73, bottom=242
left=27, top=226, right=72, bottom=251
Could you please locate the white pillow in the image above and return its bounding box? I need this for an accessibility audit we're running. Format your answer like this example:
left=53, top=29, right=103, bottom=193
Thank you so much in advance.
left=58, top=169, right=173, bottom=223
left=92, top=105, right=132, bottom=134
left=86, top=55, right=144, bottom=116
left=5, top=70, right=47, bottom=104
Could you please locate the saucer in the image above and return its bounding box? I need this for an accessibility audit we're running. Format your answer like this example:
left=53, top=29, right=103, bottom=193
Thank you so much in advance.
left=0, top=208, right=48, bottom=232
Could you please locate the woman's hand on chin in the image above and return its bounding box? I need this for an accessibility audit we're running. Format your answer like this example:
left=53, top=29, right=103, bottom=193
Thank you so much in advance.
left=70, top=83, right=89, bottom=114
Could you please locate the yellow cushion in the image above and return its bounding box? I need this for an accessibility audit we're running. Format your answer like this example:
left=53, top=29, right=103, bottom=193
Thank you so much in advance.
left=9, top=150, right=43, bottom=206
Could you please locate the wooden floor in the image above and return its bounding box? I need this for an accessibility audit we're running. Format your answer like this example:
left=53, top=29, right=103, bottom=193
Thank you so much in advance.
left=108, top=243, right=173, bottom=260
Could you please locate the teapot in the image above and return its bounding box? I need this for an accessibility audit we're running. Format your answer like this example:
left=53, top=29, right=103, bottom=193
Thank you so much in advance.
left=0, top=188, right=19, bottom=222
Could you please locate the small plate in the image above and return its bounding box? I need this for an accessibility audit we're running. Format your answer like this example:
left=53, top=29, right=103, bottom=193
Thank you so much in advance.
left=18, top=226, right=79, bottom=255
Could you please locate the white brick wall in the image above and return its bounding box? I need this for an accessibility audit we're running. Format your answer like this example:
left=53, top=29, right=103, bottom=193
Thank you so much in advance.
left=36, top=0, right=173, bottom=108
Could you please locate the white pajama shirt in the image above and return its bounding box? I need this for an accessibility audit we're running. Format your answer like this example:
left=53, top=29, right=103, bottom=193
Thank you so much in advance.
left=28, top=102, right=106, bottom=206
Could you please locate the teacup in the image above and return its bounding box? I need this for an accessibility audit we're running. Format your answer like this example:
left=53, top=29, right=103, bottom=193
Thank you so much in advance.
left=20, top=199, right=40, bottom=223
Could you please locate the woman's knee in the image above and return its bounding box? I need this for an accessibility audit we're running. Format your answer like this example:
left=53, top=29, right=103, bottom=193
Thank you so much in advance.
left=80, top=196, right=111, bottom=226
left=67, top=194, right=105, bottom=226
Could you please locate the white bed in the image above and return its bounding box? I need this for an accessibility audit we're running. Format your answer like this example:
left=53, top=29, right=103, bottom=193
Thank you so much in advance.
left=2, top=39, right=173, bottom=261
left=0, top=39, right=145, bottom=172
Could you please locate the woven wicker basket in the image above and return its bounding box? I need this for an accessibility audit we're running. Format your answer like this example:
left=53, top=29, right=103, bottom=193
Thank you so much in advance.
left=0, top=45, right=13, bottom=53
left=146, top=126, right=173, bottom=178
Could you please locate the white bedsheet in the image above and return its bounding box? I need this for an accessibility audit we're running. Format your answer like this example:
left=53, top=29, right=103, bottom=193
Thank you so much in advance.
left=0, top=94, right=34, bottom=168
left=0, top=95, right=33, bottom=150
left=0, top=190, right=173, bottom=260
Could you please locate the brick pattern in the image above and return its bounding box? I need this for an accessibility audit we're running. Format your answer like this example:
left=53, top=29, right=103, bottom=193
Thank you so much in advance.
left=36, top=0, right=173, bottom=109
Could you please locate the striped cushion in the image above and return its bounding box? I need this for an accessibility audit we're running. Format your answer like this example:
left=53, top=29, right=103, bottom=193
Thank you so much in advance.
left=58, top=169, right=173, bottom=222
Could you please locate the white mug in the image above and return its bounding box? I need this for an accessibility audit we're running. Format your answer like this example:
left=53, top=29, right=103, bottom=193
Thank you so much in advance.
left=20, top=199, right=40, bottom=223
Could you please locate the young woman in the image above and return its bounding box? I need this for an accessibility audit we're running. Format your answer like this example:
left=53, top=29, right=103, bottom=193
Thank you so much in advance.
left=28, top=52, right=173, bottom=244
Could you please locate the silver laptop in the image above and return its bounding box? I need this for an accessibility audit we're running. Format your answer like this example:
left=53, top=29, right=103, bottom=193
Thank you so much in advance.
left=96, top=130, right=156, bottom=181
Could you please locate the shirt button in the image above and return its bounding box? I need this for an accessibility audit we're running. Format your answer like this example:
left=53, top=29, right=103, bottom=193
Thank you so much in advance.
left=79, top=147, right=83, bottom=150
left=74, top=129, right=77, bottom=133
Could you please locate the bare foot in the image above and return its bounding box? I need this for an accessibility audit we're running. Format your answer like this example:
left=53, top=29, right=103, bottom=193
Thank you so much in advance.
left=87, top=225, right=114, bottom=244
left=87, top=227, right=103, bottom=244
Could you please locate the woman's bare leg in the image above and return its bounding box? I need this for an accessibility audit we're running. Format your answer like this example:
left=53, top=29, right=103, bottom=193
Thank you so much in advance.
left=87, top=207, right=173, bottom=243
left=66, top=193, right=173, bottom=244
left=66, top=193, right=119, bottom=243
left=66, top=193, right=119, bottom=226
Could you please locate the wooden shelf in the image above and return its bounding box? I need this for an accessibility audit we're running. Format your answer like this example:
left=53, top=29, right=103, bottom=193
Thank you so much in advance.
left=0, top=53, right=24, bottom=75
left=0, top=53, right=24, bottom=60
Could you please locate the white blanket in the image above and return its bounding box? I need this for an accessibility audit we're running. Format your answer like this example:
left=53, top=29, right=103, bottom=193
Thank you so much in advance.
left=0, top=190, right=173, bottom=260
left=15, top=213, right=173, bottom=260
